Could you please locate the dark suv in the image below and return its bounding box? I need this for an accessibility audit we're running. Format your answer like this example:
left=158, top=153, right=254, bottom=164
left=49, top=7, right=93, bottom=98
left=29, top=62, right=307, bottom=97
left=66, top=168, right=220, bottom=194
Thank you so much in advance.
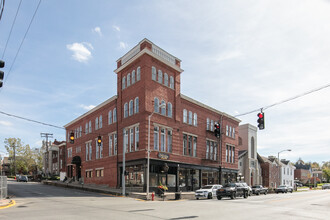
left=216, top=183, right=249, bottom=200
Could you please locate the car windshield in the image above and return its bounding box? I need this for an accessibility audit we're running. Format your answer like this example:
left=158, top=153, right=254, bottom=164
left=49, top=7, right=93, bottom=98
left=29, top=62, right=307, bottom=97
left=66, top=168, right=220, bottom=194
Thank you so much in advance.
left=252, top=186, right=260, bottom=188
left=278, top=185, right=286, bottom=188
left=224, top=183, right=236, bottom=187
left=201, top=185, right=213, bottom=189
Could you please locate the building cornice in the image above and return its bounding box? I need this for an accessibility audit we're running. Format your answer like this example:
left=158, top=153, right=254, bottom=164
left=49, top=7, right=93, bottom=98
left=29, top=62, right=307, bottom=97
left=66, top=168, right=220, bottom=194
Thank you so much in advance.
left=64, top=95, right=117, bottom=128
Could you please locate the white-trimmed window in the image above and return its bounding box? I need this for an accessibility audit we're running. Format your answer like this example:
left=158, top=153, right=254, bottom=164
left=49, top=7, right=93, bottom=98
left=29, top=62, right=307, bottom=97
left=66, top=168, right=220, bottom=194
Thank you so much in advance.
left=193, top=113, right=197, bottom=126
left=85, top=143, right=89, bottom=161
left=161, top=100, right=166, bottom=116
left=96, top=140, right=99, bottom=159
left=188, top=111, right=193, bottom=125
left=161, top=128, right=166, bottom=152
left=214, top=143, right=217, bottom=160
left=154, top=97, right=159, bottom=113
left=113, top=108, right=117, bottom=122
left=114, top=133, right=117, bottom=155
left=134, top=97, right=139, bottom=114
left=89, top=121, right=92, bottom=133
left=99, top=115, right=102, bottom=129
left=233, top=127, right=235, bottom=138
left=210, top=142, right=213, bottom=160
left=206, top=118, right=210, bottom=130
left=135, top=126, right=139, bottom=151
left=152, top=66, right=156, bottom=81
left=124, top=102, right=128, bottom=118
left=183, top=134, right=187, bottom=155
left=206, top=141, right=210, bottom=159
left=158, top=70, right=163, bottom=83
left=132, top=70, right=135, bottom=84
left=183, top=109, right=187, bottom=123
left=193, top=137, right=197, bottom=157
left=89, top=142, right=92, bottom=160
left=68, top=148, right=72, bottom=158
left=167, top=102, right=172, bottom=118
left=226, top=125, right=229, bottom=136
left=124, top=129, right=128, bottom=153
left=109, top=135, right=113, bottom=156
left=108, top=110, right=112, bottom=124
left=164, top=73, right=168, bottom=86
left=95, top=117, right=99, bottom=130
left=154, top=126, right=159, bottom=150
left=137, top=67, right=141, bottom=81
left=129, top=100, right=133, bottom=116
left=130, top=128, right=134, bottom=152
left=167, top=130, right=172, bottom=153
left=170, top=76, right=174, bottom=89
left=127, top=73, right=131, bottom=87
left=122, top=76, right=126, bottom=89
left=85, top=123, right=88, bottom=134
left=210, top=120, right=214, bottom=131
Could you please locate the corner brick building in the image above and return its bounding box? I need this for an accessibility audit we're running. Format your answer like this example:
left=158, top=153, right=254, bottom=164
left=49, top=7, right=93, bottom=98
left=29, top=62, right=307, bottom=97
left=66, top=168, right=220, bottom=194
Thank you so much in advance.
left=64, top=39, right=240, bottom=192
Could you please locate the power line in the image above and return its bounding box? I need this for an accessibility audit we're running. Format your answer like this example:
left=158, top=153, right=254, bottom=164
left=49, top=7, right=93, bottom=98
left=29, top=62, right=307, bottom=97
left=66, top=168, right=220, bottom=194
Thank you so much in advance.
left=2, top=0, right=41, bottom=86
left=0, top=0, right=5, bottom=21
left=0, top=110, right=65, bottom=130
left=234, top=83, right=330, bottom=117
left=1, top=0, right=22, bottom=59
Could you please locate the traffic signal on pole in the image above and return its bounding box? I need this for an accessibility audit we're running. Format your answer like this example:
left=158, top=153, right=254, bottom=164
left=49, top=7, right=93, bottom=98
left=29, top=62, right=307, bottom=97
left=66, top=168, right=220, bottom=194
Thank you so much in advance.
left=69, top=132, right=74, bottom=144
left=214, top=123, right=221, bottom=138
left=97, top=136, right=102, bottom=147
left=0, top=60, right=4, bottom=88
left=257, top=112, right=265, bottom=130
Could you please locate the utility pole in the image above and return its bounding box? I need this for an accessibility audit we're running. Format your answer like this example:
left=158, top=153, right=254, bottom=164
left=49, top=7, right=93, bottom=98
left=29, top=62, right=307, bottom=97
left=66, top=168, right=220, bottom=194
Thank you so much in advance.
left=41, top=133, right=53, bottom=177
left=13, top=143, right=16, bottom=175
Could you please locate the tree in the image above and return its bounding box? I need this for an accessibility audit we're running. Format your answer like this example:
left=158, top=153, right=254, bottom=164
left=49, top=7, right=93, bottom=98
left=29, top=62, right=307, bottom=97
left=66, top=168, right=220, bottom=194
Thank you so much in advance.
left=311, top=162, right=320, bottom=169
left=323, top=168, right=330, bottom=183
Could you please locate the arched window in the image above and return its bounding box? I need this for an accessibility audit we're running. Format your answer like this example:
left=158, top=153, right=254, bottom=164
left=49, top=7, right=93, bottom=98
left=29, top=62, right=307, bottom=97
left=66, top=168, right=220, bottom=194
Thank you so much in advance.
left=164, top=73, right=168, bottom=86
left=132, top=70, right=135, bottom=84
left=108, top=110, right=112, bottom=124
left=167, top=102, right=172, bottom=118
left=158, top=70, right=163, bottom=83
left=137, top=67, right=141, bottom=81
left=170, top=76, right=174, bottom=89
left=134, top=97, right=139, bottom=114
left=129, top=100, right=133, bottom=116
left=183, top=109, right=187, bottom=123
left=124, top=103, right=128, bottom=118
left=251, top=137, right=255, bottom=159
left=161, top=100, right=166, bottom=115
left=152, top=66, right=156, bottom=81
left=127, top=73, right=131, bottom=86
left=122, top=76, right=126, bottom=89
left=154, top=97, right=159, bottom=113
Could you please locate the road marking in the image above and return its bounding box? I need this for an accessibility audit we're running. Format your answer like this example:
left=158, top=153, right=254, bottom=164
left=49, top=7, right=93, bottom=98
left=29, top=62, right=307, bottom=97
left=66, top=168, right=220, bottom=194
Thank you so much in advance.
left=0, top=200, right=16, bottom=209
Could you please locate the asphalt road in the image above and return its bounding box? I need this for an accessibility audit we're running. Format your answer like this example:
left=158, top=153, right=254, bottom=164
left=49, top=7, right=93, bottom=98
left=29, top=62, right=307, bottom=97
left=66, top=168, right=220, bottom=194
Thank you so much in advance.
left=1, top=179, right=330, bottom=220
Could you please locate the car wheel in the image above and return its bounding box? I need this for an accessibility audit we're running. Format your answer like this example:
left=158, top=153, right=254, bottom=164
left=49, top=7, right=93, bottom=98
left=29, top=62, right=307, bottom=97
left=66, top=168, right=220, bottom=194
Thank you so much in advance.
left=196, top=198, right=199, bottom=200
left=231, top=192, right=236, bottom=200
left=257, top=192, right=260, bottom=196
left=264, top=191, right=267, bottom=195
left=244, top=191, right=248, bottom=198
left=217, top=196, right=222, bottom=200
left=207, top=192, right=212, bottom=199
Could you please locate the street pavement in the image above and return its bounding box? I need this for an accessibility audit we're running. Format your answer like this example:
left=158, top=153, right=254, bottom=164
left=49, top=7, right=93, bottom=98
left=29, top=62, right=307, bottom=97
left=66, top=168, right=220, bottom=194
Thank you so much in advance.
left=1, top=179, right=330, bottom=220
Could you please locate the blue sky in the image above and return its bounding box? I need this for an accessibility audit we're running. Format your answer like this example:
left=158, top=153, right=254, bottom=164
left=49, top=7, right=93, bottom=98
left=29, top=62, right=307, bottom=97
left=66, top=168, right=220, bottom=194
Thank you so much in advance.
left=0, top=0, right=329, bottom=164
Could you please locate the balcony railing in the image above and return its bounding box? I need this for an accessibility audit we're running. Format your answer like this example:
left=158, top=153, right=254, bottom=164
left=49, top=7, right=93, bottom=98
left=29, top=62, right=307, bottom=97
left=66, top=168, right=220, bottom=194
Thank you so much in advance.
left=152, top=44, right=176, bottom=65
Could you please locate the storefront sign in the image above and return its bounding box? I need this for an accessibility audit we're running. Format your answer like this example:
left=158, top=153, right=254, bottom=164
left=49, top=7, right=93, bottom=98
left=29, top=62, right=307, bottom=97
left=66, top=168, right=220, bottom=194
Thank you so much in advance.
left=158, top=152, right=170, bottom=160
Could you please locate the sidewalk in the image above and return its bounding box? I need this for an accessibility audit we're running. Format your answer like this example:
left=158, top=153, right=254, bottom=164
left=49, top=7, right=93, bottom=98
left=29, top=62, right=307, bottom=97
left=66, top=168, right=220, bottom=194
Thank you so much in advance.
left=42, top=180, right=195, bottom=201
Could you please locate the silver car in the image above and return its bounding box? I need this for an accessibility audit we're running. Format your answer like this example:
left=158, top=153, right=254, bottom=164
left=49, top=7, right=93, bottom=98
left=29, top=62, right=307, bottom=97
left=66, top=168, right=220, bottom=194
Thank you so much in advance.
left=195, top=184, right=222, bottom=199
left=322, top=184, right=330, bottom=190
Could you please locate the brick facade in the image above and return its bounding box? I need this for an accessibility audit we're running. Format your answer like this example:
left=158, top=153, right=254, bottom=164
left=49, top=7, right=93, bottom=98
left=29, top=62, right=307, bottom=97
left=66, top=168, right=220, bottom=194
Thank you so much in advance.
left=64, top=39, right=240, bottom=192
left=261, top=156, right=280, bottom=188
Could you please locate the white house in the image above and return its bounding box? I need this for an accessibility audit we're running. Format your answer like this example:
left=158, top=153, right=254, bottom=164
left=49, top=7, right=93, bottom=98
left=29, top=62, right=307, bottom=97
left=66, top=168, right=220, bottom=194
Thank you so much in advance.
left=280, top=159, right=296, bottom=187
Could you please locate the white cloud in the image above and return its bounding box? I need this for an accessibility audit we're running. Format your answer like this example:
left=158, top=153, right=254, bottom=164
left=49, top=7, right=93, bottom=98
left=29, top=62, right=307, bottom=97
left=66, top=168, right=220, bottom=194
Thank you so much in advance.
left=92, top=26, right=102, bottom=37
left=112, top=25, right=120, bottom=32
left=66, top=42, right=93, bottom=63
left=0, top=121, right=12, bottom=126
left=79, top=104, right=96, bottom=111
left=215, top=50, right=244, bottom=62
left=119, top=41, right=128, bottom=49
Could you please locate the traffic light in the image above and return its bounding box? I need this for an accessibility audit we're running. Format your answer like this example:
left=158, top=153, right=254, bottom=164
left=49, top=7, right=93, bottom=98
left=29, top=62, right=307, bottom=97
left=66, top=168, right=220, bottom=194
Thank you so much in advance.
left=69, top=132, right=74, bottom=144
left=214, top=123, right=221, bottom=138
left=0, top=60, right=4, bottom=88
left=257, top=112, right=265, bottom=130
left=97, top=136, right=102, bottom=147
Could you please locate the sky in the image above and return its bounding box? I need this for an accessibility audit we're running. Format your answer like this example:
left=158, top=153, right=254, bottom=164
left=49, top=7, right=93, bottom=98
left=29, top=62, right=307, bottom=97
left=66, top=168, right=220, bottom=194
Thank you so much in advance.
left=0, top=0, right=329, bottom=164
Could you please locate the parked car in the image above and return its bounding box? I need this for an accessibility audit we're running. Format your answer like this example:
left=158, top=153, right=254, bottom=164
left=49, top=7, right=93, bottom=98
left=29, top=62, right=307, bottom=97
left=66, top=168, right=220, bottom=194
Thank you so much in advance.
left=195, top=184, right=222, bottom=199
left=322, top=184, right=330, bottom=190
left=287, top=186, right=293, bottom=193
left=241, top=182, right=252, bottom=196
left=252, top=185, right=268, bottom=195
left=216, top=183, right=249, bottom=200
left=18, top=175, right=28, bottom=182
left=275, top=185, right=288, bottom=193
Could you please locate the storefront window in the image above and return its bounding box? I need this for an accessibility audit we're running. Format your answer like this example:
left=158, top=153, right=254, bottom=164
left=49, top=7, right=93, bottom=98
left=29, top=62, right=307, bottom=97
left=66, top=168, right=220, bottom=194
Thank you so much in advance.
left=125, top=165, right=144, bottom=187
left=168, top=174, right=176, bottom=187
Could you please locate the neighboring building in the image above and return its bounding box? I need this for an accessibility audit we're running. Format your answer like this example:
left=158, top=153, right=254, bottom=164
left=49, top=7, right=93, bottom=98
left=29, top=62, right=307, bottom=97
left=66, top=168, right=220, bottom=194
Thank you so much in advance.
left=58, top=141, right=67, bottom=181
left=294, top=160, right=311, bottom=184
left=238, top=124, right=262, bottom=186
left=41, top=140, right=66, bottom=176
left=64, top=38, right=240, bottom=192
left=261, top=156, right=280, bottom=188
left=280, top=159, right=295, bottom=187
left=311, top=168, right=323, bottom=183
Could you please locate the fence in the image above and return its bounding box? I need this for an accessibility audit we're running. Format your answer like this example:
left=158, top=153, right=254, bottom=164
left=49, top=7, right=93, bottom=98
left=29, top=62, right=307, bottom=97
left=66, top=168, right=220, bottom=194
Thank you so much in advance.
left=0, top=176, right=7, bottom=200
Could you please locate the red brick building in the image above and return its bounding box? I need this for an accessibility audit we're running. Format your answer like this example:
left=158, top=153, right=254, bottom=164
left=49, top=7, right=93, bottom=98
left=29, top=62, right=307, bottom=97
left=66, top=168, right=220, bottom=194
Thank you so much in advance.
left=260, top=156, right=280, bottom=188
left=64, top=39, right=240, bottom=192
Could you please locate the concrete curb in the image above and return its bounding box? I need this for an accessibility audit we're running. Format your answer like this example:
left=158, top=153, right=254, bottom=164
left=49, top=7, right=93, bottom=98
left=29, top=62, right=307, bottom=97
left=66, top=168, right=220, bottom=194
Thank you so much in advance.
left=0, top=200, right=15, bottom=209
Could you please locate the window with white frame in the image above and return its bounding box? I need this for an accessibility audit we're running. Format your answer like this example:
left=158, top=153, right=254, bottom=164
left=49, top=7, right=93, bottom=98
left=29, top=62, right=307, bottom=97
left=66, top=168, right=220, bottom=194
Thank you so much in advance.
left=183, top=134, right=187, bottom=156
left=183, top=109, right=187, bottom=123
left=109, top=134, right=113, bottom=156
left=127, top=73, right=131, bottom=87
left=129, top=100, right=133, bottom=116
left=206, top=118, right=210, bottom=130
left=210, top=142, right=213, bottom=160
left=135, top=126, right=139, bottom=151
left=130, top=128, right=134, bottom=152
left=161, top=128, right=166, bottom=152
left=95, top=117, right=99, bottom=130
left=99, top=115, right=102, bottom=129
left=170, top=76, right=174, bottom=89
left=211, top=120, right=214, bottom=131
left=108, top=110, right=112, bottom=124
left=193, top=137, right=197, bottom=157
left=96, top=139, right=99, bottom=159
left=68, top=148, right=72, bottom=158
left=134, top=97, right=139, bottom=114
left=113, top=108, right=117, bottom=122
left=132, top=70, right=135, bottom=84
left=158, top=70, right=163, bottom=83
left=193, top=113, right=197, bottom=126
left=89, top=121, right=92, bottom=133
left=152, top=66, right=156, bottom=81
left=124, top=102, right=128, bottom=118
left=154, top=126, right=159, bottom=150
left=122, top=76, right=126, bottom=89
left=226, top=125, right=229, bottom=136
left=161, top=100, right=166, bottom=115
left=113, top=133, right=117, bottom=155
left=124, top=129, right=128, bottom=153
left=137, top=67, right=141, bottom=81
left=188, top=111, right=193, bottom=125
left=164, top=73, right=168, bottom=86
left=233, top=127, right=235, bottom=138
left=154, top=97, right=159, bottom=113
left=167, top=102, right=172, bottom=118
left=89, top=142, right=92, bottom=160
left=85, top=123, right=88, bottom=134
left=206, top=141, right=209, bottom=159
left=167, top=130, right=172, bottom=153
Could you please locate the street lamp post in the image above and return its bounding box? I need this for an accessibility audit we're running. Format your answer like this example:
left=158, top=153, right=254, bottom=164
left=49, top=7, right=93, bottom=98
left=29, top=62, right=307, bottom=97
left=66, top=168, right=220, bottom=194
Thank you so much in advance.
left=278, top=149, right=291, bottom=187
left=147, top=103, right=166, bottom=200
